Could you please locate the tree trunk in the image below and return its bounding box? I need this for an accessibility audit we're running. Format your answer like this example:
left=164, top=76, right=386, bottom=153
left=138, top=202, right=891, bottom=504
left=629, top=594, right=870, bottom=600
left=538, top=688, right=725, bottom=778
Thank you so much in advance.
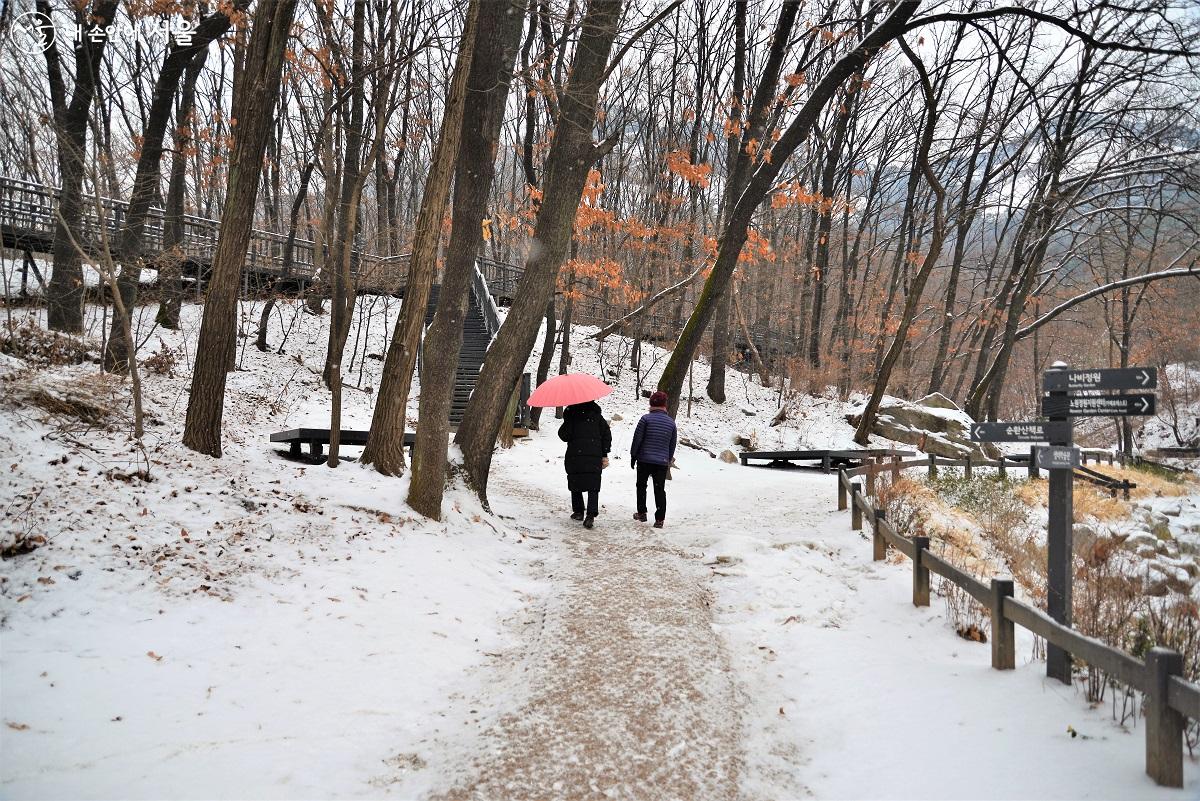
left=105, top=10, right=237, bottom=371
left=854, top=40, right=947, bottom=445
left=808, top=85, right=855, bottom=368
left=360, top=0, right=479, bottom=475
left=529, top=299, right=557, bottom=429
left=326, top=0, right=368, bottom=468
left=41, top=0, right=121, bottom=333
left=182, top=0, right=299, bottom=457
left=407, top=0, right=526, bottom=518
left=157, top=49, right=207, bottom=331
left=658, top=2, right=921, bottom=416
left=706, top=289, right=731, bottom=402
left=454, top=0, right=623, bottom=504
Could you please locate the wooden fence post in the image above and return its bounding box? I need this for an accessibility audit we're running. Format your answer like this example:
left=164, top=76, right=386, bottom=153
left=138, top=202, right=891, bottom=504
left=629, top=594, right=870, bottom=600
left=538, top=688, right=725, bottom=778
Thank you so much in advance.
left=851, top=483, right=863, bottom=531
left=1145, top=647, right=1185, bottom=787
left=837, top=471, right=847, bottom=511
left=912, top=537, right=930, bottom=606
left=1029, top=446, right=1040, bottom=479
left=1081, top=450, right=1088, bottom=465
left=1118, top=451, right=1126, bottom=468
left=990, top=578, right=1015, bottom=670
left=928, top=454, right=938, bottom=479
left=872, top=508, right=887, bottom=561
left=998, top=455, right=1007, bottom=479
left=891, top=454, right=901, bottom=483
left=964, top=454, right=973, bottom=479
left=865, top=461, right=876, bottom=498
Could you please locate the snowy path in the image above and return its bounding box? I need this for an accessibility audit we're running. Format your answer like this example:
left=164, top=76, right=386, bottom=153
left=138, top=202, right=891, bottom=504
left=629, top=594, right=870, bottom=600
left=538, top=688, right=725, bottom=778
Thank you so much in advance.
left=433, top=478, right=745, bottom=800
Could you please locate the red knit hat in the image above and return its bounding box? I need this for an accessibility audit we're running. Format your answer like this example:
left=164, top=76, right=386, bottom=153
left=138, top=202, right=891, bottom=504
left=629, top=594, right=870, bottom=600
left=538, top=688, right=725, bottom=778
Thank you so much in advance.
left=649, top=390, right=668, bottom=408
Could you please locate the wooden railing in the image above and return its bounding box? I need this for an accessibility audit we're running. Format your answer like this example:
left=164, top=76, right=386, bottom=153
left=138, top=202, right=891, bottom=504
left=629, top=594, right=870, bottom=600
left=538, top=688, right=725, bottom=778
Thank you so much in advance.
left=835, top=454, right=1200, bottom=787
left=0, top=175, right=417, bottom=292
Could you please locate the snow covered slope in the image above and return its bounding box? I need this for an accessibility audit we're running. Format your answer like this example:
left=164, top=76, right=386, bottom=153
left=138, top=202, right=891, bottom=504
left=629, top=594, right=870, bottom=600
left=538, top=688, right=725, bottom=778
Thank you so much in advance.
left=2, top=299, right=1196, bottom=798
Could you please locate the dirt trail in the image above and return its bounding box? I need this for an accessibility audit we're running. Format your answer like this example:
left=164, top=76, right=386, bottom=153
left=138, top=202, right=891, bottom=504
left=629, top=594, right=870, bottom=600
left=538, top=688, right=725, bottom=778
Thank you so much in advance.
left=436, top=483, right=746, bottom=801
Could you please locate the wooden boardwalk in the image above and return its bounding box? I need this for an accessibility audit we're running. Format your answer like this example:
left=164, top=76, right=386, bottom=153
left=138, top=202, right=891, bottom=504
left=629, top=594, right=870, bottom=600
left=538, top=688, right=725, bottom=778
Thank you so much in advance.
left=1, top=174, right=784, bottom=356
left=0, top=175, right=413, bottom=294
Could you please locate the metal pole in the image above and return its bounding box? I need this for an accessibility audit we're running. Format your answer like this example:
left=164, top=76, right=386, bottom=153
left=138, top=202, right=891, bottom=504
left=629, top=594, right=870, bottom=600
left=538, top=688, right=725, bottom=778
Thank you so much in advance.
left=1045, top=360, right=1073, bottom=684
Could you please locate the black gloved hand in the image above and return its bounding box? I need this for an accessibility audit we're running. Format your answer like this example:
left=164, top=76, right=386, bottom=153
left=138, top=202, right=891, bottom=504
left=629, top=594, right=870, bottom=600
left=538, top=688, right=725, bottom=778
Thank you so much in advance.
left=630, top=459, right=636, bottom=470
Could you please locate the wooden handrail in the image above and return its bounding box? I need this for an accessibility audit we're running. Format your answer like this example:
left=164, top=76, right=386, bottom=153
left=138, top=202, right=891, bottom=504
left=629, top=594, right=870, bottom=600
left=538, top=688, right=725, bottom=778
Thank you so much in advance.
left=921, top=549, right=990, bottom=605
left=1168, top=675, right=1200, bottom=720
left=836, top=460, right=1200, bottom=787
left=1002, top=597, right=1147, bottom=692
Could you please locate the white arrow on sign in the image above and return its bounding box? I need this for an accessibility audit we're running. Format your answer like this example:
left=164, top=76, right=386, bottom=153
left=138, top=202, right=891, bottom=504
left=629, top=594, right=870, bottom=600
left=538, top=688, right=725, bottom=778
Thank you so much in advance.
left=972, top=424, right=983, bottom=439
left=1138, top=369, right=1151, bottom=387
left=1137, top=396, right=1150, bottom=413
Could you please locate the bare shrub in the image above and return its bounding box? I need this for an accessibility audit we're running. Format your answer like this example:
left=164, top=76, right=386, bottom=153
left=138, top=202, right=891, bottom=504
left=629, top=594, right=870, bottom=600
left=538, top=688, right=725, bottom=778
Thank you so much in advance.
left=0, top=320, right=94, bottom=367
left=2, top=489, right=47, bottom=559
left=3, top=371, right=124, bottom=431
left=1074, top=536, right=1144, bottom=708
left=875, top=475, right=930, bottom=539
left=938, top=572, right=990, bottom=643
left=141, top=337, right=180, bottom=377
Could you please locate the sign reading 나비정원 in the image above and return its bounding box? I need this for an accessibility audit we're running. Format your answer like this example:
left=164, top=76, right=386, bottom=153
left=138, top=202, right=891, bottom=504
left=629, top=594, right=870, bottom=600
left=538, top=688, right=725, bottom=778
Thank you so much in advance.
left=1042, top=367, right=1157, bottom=392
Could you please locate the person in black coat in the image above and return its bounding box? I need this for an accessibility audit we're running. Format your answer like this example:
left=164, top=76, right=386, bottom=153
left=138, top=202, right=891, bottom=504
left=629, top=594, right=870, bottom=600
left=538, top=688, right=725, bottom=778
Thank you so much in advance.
left=557, top=400, right=611, bottom=528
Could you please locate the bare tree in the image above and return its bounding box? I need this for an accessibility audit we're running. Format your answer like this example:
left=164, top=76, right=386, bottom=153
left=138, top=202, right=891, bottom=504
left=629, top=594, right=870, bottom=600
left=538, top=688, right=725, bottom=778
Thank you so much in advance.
left=407, top=0, right=526, bottom=519
left=182, top=0, right=299, bottom=457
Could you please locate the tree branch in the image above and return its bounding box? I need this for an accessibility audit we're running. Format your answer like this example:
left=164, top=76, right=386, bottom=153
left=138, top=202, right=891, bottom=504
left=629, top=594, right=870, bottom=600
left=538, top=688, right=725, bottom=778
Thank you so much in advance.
left=908, top=6, right=1200, bottom=59
left=1015, top=264, right=1200, bottom=341
left=600, top=0, right=684, bottom=82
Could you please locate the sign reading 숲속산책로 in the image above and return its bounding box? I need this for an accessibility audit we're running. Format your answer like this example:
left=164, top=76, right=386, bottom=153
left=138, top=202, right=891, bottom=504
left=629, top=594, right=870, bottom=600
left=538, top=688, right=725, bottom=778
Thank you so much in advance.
left=1037, top=445, right=1080, bottom=470
left=1042, top=367, right=1157, bottom=392
left=1041, top=394, right=1155, bottom=418
left=969, top=421, right=1071, bottom=443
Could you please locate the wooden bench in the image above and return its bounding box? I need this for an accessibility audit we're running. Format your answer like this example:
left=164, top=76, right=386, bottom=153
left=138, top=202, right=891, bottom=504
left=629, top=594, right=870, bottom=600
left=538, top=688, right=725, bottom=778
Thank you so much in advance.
left=270, top=428, right=414, bottom=459
left=739, top=448, right=916, bottom=472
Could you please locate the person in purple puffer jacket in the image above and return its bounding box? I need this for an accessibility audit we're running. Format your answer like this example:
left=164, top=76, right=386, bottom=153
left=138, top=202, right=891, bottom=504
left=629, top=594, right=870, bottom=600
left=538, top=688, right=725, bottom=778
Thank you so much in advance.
left=630, top=390, right=677, bottom=528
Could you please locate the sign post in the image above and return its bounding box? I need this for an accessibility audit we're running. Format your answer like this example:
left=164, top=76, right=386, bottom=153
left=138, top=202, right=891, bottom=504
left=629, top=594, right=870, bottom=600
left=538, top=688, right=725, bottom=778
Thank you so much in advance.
left=971, top=363, right=1158, bottom=687
left=1044, top=362, right=1074, bottom=685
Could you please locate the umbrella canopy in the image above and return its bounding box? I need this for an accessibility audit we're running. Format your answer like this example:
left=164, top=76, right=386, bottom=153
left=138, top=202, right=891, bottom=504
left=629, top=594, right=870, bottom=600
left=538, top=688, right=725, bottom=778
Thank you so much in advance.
left=527, top=373, right=613, bottom=407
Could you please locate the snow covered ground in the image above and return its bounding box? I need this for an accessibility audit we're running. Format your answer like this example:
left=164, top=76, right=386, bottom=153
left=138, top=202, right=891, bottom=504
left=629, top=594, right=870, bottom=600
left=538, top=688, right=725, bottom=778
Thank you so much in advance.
left=2, top=296, right=1198, bottom=799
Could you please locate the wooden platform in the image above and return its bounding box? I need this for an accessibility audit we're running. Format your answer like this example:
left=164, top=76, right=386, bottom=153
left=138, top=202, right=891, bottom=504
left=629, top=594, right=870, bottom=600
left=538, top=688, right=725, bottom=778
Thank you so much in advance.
left=739, top=448, right=915, bottom=472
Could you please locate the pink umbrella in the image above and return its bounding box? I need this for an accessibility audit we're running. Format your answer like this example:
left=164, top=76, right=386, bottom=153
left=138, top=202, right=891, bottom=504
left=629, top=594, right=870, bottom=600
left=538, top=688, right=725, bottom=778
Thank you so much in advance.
left=527, top=373, right=613, bottom=407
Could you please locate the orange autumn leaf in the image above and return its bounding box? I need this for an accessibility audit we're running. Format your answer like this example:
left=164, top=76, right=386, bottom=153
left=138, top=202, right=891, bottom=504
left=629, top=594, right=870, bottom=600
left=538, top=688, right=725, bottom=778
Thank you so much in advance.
left=664, top=149, right=712, bottom=188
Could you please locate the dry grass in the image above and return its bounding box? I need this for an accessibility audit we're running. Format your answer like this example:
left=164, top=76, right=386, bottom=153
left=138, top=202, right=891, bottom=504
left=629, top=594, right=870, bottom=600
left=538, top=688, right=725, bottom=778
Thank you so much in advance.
left=1014, top=477, right=1135, bottom=522
left=1088, top=462, right=1197, bottom=499
left=876, top=475, right=998, bottom=578
left=2, top=370, right=125, bottom=431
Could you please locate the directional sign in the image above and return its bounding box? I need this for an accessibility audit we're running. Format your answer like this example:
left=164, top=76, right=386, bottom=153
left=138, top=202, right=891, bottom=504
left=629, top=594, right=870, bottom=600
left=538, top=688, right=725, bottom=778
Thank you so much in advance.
left=1041, top=394, right=1156, bottom=418
left=970, top=420, right=1071, bottom=443
left=1037, top=445, right=1081, bottom=470
left=1043, top=367, right=1157, bottom=392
